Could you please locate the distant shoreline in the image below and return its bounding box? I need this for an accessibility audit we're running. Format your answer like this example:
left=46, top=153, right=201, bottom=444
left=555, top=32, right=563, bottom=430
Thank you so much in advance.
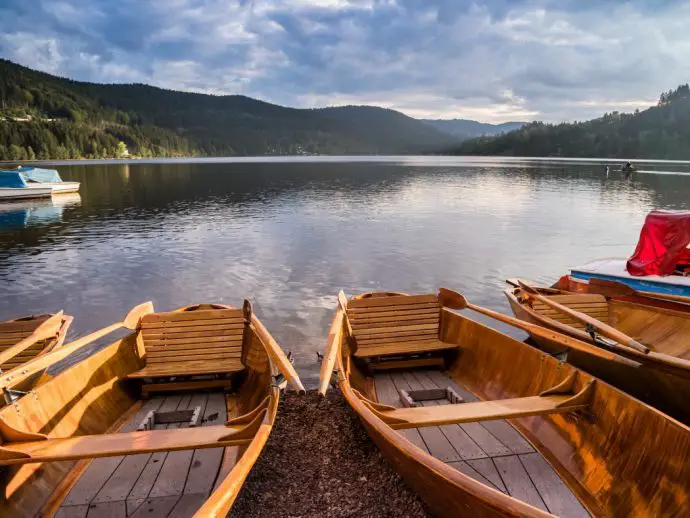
left=4, top=155, right=690, bottom=168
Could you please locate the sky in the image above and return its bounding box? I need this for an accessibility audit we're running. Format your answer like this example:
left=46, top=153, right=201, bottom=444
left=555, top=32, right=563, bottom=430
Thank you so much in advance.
left=1, top=0, right=689, bottom=123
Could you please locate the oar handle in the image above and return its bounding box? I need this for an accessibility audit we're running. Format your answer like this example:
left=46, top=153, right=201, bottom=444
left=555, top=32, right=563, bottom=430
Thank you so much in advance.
left=251, top=315, right=305, bottom=393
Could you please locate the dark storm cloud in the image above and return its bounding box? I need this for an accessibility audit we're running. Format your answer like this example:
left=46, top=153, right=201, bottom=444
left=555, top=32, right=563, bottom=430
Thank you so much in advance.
left=1, top=0, right=688, bottom=122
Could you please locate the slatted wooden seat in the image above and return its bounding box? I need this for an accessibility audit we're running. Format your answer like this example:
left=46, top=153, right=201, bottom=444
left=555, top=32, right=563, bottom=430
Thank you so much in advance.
left=532, top=294, right=609, bottom=330
left=346, top=294, right=457, bottom=359
left=127, top=308, right=248, bottom=380
left=0, top=316, right=54, bottom=372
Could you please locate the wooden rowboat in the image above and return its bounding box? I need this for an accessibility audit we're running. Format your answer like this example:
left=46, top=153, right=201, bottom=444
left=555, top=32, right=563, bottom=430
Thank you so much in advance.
left=0, top=301, right=303, bottom=517
left=505, top=281, right=690, bottom=423
left=320, top=289, right=689, bottom=517
left=0, top=311, right=73, bottom=376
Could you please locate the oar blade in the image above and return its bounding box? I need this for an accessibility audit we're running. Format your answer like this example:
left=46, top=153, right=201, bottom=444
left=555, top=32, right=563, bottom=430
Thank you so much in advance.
left=438, top=288, right=468, bottom=310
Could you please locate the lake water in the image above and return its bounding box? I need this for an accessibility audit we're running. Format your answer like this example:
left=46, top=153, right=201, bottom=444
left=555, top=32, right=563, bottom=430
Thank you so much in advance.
left=2, top=157, right=690, bottom=386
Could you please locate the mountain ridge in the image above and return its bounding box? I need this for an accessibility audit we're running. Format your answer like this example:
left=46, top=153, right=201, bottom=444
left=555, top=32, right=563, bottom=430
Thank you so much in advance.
left=420, top=119, right=526, bottom=140
left=0, top=59, right=456, bottom=160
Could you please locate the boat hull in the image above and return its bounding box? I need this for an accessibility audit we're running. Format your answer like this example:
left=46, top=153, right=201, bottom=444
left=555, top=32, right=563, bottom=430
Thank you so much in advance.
left=505, top=287, right=690, bottom=423
left=0, top=187, right=53, bottom=199
left=328, top=295, right=690, bottom=517
left=47, top=182, right=80, bottom=194
left=572, top=259, right=690, bottom=297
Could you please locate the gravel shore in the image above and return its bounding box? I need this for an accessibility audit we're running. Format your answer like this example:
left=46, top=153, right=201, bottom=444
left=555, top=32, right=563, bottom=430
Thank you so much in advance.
left=230, top=389, right=431, bottom=517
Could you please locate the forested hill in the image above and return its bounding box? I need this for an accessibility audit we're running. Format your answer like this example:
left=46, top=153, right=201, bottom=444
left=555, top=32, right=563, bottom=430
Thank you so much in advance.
left=0, top=59, right=454, bottom=160
left=420, top=119, right=526, bottom=140
left=450, top=85, right=690, bottom=159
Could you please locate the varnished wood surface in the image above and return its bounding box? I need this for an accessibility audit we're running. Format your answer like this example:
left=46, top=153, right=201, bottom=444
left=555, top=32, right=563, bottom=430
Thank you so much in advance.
left=505, top=286, right=690, bottom=423
left=374, top=371, right=588, bottom=517
left=56, top=392, right=231, bottom=517
left=327, top=291, right=690, bottom=517
left=0, top=312, right=73, bottom=373
left=0, top=302, right=290, bottom=517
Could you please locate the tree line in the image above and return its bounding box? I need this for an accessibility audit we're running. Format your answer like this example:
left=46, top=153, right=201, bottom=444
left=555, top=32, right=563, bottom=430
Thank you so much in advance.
left=450, top=84, right=690, bottom=159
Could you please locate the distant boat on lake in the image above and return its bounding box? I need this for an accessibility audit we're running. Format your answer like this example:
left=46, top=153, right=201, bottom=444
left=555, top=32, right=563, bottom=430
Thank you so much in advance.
left=0, top=166, right=80, bottom=199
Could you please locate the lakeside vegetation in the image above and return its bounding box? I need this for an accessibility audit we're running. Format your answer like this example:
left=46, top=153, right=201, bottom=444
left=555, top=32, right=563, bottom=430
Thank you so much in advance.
left=0, top=59, right=452, bottom=161
left=451, top=85, right=690, bottom=159
left=4, top=58, right=690, bottom=161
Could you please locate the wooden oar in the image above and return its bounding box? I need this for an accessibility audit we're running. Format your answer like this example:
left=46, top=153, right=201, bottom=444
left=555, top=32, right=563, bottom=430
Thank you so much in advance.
left=0, top=302, right=154, bottom=390
left=588, top=278, right=690, bottom=305
left=516, top=281, right=650, bottom=354
left=250, top=314, right=305, bottom=393
left=318, top=303, right=344, bottom=396
left=0, top=312, right=65, bottom=367
left=437, top=288, right=641, bottom=368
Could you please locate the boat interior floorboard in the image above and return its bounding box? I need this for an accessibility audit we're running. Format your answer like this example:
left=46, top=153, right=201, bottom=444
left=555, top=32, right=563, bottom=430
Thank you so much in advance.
left=374, top=369, right=590, bottom=518
left=55, top=391, right=235, bottom=518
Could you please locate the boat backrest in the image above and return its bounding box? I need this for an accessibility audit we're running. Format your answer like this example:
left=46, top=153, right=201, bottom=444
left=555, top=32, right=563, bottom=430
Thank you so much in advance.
left=139, top=308, right=248, bottom=368
left=0, top=316, right=51, bottom=370
left=346, top=294, right=441, bottom=353
left=532, top=294, right=609, bottom=330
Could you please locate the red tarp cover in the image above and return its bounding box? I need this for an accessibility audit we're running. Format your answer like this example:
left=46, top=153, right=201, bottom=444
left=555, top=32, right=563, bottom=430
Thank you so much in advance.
left=627, top=211, right=690, bottom=276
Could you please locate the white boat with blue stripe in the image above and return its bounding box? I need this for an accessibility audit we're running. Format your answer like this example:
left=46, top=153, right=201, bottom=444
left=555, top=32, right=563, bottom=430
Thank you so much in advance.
left=571, top=211, right=690, bottom=298
left=0, top=167, right=80, bottom=199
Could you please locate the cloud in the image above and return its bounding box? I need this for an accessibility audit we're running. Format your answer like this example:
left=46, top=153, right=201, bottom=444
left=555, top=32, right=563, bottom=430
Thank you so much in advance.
left=0, top=0, right=687, bottom=122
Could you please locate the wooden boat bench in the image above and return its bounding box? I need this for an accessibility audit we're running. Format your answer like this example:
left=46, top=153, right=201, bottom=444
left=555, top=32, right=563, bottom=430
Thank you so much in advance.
left=531, top=294, right=609, bottom=330
left=344, top=294, right=458, bottom=363
left=0, top=395, right=270, bottom=467
left=357, top=373, right=595, bottom=430
left=126, top=307, right=249, bottom=386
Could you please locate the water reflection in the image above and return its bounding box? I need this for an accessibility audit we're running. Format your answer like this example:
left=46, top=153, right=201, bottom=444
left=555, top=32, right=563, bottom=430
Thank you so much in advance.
left=0, top=193, right=82, bottom=229
left=1, top=159, right=689, bottom=386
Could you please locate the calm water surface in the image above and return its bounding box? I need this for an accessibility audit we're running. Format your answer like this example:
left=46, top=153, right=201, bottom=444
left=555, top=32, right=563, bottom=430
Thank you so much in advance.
left=2, top=157, right=690, bottom=385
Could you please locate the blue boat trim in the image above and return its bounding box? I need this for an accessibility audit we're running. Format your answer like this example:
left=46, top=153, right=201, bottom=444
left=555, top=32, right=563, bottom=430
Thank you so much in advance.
left=571, top=271, right=690, bottom=297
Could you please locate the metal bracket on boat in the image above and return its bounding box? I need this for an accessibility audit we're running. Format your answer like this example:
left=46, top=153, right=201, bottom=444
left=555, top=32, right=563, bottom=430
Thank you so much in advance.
left=2, top=388, right=27, bottom=406
left=272, top=372, right=286, bottom=388
left=586, top=324, right=618, bottom=350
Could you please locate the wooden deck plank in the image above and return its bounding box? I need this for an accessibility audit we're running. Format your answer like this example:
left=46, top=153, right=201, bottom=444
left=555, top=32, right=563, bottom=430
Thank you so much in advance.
left=147, top=394, right=205, bottom=499
left=355, top=340, right=455, bottom=358
left=467, top=458, right=507, bottom=493
left=126, top=359, right=243, bottom=378
left=62, top=457, right=124, bottom=506
left=348, top=294, right=439, bottom=308
left=420, top=370, right=535, bottom=455
left=142, top=309, right=243, bottom=323
left=460, top=423, right=512, bottom=457
left=374, top=373, right=430, bottom=452
left=128, top=496, right=180, bottom=518
left=55, top=505, right=89, bottom=518
left=410, top=371, right=487, bottom=460
left=447, top=461, right=501, bottom=492
left=480, top=421, right=535, bottom=455
left=91, top=399, right=167, bottom=505
left=184, top=393, right=228, bottom=495
left=126, top=499, right=146, bottom=515
left=519, top=452, right=590, bottom=517
left=168, top=493, right=208, bottom=517
left=395, top=373, right=460, bottom=462
left=85, top=501, right=127, bottom=517
left=493, top=455, right=548, bottom=512
left=126, top=395, right=185, bottom=507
